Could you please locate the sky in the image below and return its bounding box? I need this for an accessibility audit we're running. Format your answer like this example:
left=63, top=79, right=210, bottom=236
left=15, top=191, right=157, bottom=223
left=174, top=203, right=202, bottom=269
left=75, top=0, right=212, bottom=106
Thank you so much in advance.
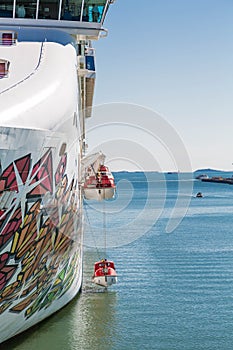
left=87, top=0, right=233, bottom=172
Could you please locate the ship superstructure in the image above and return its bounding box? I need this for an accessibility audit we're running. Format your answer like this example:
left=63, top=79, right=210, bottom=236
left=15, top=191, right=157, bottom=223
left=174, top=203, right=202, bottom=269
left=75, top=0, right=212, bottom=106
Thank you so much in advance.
left=0, top=0, right=114, bottom=344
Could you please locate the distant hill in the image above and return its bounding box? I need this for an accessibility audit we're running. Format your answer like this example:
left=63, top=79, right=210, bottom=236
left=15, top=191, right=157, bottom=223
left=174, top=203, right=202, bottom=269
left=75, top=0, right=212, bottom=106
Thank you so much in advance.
left=194, top=168, right=228, bottom=173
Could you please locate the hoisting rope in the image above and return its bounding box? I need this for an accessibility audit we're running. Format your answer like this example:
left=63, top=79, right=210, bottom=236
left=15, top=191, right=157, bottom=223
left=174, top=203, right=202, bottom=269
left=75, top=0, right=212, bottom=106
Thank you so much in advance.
left=90, top=163, right=97, bottom=176
left=83, top=202, right=102, bottom=261
left=103, top=195, right=107, bottom=259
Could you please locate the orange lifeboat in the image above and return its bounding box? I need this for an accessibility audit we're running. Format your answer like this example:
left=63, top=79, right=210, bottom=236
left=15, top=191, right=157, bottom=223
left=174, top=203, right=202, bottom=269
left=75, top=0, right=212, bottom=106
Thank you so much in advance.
left=92, top=259, right=117, bottom=288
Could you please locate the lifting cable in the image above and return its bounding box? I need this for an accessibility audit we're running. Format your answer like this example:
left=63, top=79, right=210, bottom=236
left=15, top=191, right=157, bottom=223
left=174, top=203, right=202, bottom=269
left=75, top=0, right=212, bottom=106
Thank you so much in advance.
left=83, top=202, right=102, bottom=261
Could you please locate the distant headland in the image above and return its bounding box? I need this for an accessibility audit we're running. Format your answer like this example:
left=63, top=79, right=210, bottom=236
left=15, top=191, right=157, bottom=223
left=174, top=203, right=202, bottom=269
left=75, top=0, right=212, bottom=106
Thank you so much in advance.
left=194, top=169, right=233, bottom=185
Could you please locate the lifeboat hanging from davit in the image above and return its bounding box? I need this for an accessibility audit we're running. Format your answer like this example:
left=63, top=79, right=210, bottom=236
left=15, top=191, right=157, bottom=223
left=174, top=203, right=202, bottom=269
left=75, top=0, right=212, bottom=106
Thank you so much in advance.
left=82, top=152, right=116, bottom=201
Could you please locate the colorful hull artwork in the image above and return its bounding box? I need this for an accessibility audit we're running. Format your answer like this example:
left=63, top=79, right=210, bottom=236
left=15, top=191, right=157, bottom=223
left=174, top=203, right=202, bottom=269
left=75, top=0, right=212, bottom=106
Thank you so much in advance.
left=0, top=0, right=115, bottom=343
left=0, top=127, right=82, bottom=343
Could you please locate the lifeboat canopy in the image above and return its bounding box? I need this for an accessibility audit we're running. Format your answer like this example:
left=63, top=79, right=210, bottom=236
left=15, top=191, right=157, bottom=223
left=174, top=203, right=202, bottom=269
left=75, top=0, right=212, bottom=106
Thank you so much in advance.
left=92, top=259, right=117, bottom=288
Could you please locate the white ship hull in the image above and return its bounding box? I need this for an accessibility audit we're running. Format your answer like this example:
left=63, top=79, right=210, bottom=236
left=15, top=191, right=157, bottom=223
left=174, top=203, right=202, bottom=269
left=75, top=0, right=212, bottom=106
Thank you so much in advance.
left=0, top=29, right=82, bottom=344
left=0, top=0, right=114, bottom=342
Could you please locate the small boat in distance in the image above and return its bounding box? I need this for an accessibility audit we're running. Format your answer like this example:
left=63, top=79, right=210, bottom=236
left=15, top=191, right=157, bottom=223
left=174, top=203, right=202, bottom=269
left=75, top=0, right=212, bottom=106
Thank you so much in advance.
left=196, top=174, right=209, bottom=180
left=196, top=192, right=203, bottom=198
left=92, top=259, right=117, bottom=288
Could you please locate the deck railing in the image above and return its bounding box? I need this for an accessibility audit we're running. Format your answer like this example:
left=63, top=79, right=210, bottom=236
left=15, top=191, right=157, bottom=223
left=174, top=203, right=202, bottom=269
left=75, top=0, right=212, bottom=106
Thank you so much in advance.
left=0, top=38, right=17, bottom=46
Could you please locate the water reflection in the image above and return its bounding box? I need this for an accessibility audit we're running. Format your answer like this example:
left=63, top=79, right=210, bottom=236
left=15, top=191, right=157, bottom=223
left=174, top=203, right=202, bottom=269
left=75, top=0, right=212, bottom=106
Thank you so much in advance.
left=71, top=290, right=118, bottom=350
left=73, top=250, right=118, bottom=349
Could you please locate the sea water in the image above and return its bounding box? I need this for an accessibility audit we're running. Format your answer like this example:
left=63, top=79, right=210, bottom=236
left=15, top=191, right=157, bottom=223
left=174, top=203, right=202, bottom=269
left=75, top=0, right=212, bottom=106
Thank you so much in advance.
left=3, top=171, right=233, bottom=350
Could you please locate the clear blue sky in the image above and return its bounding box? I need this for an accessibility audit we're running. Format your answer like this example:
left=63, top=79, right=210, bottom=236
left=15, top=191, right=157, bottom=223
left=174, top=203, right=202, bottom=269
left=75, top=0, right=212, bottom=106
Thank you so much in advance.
left=89, top=0, right=233, bottom=172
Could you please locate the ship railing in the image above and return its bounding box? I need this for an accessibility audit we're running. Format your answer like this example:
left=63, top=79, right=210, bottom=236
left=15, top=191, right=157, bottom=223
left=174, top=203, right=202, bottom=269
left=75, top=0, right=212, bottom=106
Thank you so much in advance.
left=0, top=38, right=17, bottom=46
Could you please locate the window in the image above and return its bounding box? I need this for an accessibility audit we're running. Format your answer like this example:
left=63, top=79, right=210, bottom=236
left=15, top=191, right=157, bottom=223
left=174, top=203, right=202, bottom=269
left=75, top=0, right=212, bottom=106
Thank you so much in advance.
left=83, top=0, right=107, bottom=23
left=2, top=33, right=13, bottom=45
left=1, top=32, right=17, bottom=45
left=15, top=1, right=37, bottom=18
left=0, top=0, right=13, bottom=17
left=0, top=60, right=10, bottom=78
left=0, top=0, right=109, bottom=22
left=38, top=0, right=60, bottom=20
left=61, top=0, right=83, bottom=21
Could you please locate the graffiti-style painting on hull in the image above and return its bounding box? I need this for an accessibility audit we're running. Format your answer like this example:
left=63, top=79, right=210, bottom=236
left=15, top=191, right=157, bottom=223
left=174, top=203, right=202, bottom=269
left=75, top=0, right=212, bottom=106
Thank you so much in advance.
left=0, top=148, right=80, bottom=318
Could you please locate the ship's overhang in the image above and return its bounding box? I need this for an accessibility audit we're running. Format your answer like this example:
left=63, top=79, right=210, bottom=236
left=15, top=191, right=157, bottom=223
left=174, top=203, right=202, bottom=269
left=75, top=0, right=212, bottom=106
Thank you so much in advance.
left=0, top=19, right=106, bottom=40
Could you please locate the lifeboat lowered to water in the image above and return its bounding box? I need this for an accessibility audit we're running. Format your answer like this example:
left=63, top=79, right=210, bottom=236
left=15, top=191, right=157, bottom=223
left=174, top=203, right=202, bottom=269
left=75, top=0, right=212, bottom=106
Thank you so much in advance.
left=92, top=259, right=117, bottom=288
left=82, top=153, right=116, bottom=200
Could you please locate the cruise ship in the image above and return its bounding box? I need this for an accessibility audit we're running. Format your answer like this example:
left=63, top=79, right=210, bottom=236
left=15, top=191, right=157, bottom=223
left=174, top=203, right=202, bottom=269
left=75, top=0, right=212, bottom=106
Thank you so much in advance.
left=0, top=0, right=114, bottom=344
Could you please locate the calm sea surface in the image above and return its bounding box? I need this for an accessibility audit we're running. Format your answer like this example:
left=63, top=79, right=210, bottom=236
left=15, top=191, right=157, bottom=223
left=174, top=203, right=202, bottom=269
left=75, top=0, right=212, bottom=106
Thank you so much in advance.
left=3, top=171, right=233, bottom=350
